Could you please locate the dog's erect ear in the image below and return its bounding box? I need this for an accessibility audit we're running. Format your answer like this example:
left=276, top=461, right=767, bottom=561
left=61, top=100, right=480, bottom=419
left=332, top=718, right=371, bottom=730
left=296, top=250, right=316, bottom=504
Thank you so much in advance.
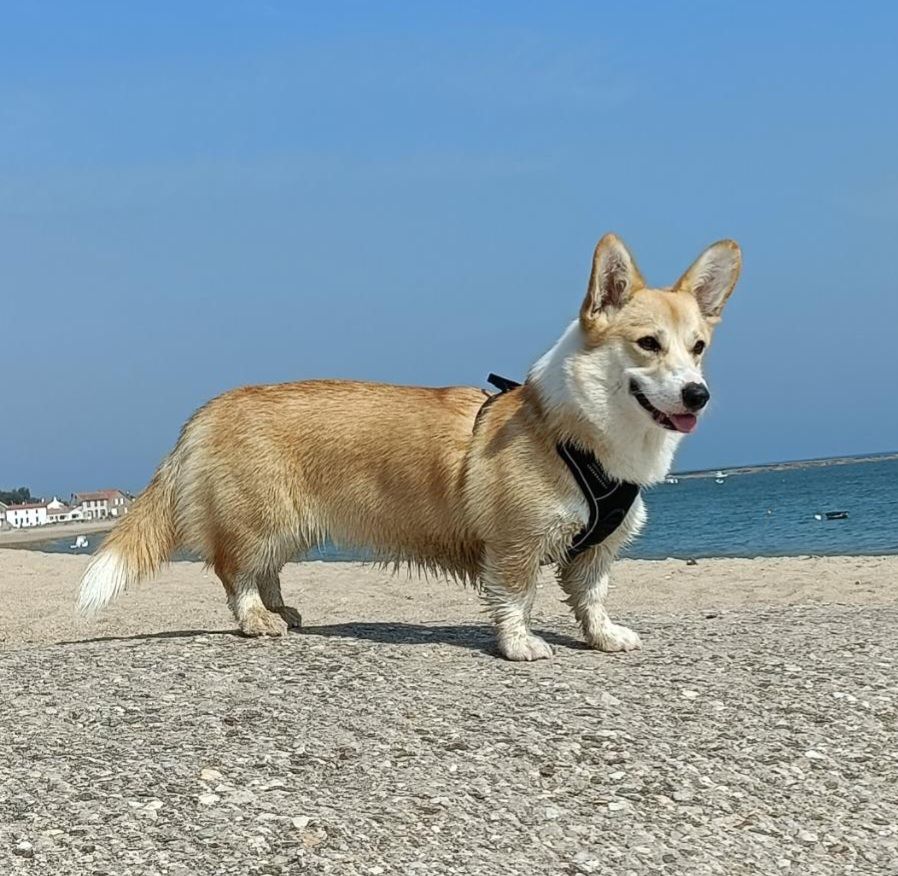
left=674, top=240, right=742, bottom=321
left=580, top=233, right=645, bottom=329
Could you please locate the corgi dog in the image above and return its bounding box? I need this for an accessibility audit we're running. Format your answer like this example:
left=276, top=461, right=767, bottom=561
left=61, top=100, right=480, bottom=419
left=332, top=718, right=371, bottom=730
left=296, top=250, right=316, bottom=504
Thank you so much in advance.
left=78, top=234, right=741, bottom=660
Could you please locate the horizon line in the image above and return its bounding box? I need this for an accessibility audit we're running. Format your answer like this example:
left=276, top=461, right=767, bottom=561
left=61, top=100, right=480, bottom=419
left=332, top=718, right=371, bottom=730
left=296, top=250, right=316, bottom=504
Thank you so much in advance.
left=672, top=448, right=898, bottom=477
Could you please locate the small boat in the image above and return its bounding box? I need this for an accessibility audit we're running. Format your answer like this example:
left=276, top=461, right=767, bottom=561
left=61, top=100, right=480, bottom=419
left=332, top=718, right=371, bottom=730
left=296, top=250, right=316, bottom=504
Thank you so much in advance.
left=715, top=477, right=726, bottom=485
left=715, top=470, right=729, bottom=479
left=665, top=476, right=679, bottom=485
left=70, top=535, right=89, bottom=549
left=824, top=511, right=848, bottom=521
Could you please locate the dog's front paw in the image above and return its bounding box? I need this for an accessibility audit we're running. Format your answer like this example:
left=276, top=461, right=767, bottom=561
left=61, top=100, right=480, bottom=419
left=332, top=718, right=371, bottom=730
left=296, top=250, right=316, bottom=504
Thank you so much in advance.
left=498, top=632, right=554, bottom=662
left=590, top=622, right=642, bottom=653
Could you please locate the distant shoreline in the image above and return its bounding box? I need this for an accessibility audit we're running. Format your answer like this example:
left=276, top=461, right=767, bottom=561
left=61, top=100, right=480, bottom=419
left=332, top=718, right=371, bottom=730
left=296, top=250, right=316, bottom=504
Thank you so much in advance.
left=673, top=450, right=898, bottom=479
left=0, top=519, right=115, bottom=548
left=1, top=452, right=893, bottom=549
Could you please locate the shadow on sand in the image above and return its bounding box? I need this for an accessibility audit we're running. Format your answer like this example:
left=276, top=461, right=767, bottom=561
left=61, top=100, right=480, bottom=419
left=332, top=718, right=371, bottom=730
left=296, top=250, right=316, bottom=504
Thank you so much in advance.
left=58, top=622, right=585, bottom=654
left=302, top=622, right=585, bottom=654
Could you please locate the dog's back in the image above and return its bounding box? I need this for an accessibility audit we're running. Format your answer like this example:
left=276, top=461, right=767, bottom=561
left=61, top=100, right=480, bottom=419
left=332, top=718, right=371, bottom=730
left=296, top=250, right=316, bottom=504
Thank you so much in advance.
left=79, top=380, right=492, bottom=617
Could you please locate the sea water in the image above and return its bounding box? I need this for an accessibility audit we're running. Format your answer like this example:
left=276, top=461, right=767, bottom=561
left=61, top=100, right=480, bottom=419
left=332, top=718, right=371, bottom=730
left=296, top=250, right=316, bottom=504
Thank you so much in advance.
left=634, top=457, right=897, bottom=559
left=20, top=457, right=898, bottom=561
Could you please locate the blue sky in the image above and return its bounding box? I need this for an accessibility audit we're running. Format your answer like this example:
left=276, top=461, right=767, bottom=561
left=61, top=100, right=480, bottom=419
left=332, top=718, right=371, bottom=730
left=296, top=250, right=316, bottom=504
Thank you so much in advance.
left=3, top=1, right=897, bottom=497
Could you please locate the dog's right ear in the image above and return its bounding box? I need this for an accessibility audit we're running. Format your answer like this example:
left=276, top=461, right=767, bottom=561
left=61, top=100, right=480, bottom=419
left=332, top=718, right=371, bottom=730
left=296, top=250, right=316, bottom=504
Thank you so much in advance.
left=580, top=233, right=645, bottom=330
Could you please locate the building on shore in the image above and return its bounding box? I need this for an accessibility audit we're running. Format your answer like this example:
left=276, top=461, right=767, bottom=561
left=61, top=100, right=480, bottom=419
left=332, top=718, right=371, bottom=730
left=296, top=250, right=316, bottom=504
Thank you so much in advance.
left=47, top=502, right=79, bottom=524
left=71, top=489, right=133, bottom=521
left=4, top=502, right=50, bottom=529
left=2, top=489, right=133, bottom=528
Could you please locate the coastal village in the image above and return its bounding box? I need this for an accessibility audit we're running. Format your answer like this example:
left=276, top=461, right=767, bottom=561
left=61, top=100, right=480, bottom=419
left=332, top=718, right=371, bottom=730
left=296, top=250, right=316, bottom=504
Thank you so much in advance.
left=0, top=489, right=132, bottom=530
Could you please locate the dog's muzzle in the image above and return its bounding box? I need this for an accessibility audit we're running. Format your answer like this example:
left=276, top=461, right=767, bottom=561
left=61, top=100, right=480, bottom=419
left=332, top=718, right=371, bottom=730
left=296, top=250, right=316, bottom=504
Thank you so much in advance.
left=629, top=379, right=698, bottom=434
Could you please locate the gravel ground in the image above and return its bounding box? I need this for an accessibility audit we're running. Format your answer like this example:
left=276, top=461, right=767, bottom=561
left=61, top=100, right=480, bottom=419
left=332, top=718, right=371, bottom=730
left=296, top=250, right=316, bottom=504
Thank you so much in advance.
left=1, top=553, right=896, bottom=874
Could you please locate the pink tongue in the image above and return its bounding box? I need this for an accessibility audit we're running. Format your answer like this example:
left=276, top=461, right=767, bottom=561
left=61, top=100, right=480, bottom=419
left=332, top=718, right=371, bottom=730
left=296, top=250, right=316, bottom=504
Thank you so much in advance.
left=669, top=413, right=698, bottom=434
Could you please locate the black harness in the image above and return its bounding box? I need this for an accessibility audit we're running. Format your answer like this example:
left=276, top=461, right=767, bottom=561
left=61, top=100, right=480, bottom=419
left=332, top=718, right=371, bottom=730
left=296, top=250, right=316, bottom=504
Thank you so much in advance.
left=483, top=374, right=641, bottom=560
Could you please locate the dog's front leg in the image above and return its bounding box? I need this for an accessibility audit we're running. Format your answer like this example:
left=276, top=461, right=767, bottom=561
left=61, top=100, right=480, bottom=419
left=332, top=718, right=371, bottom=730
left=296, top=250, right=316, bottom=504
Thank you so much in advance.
left=480, top=548, right=552, bottom=661
left=558, top=550, right=642, bottom=652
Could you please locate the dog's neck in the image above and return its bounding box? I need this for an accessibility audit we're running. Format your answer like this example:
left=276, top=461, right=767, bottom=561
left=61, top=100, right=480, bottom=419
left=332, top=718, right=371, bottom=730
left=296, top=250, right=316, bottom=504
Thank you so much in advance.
left=526, top=320, right=682, bottom=486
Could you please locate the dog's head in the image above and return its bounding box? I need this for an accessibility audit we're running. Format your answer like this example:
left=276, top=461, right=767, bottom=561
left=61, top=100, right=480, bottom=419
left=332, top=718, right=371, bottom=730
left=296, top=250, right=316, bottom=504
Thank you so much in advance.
left=575, top=233, right=741, bottom=434
left=529, top=233, right=741, bottom=480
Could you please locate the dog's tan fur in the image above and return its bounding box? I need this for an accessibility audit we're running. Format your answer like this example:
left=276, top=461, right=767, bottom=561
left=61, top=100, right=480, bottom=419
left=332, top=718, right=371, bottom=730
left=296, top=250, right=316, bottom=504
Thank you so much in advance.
left=79, top=234, right=741, bottom=660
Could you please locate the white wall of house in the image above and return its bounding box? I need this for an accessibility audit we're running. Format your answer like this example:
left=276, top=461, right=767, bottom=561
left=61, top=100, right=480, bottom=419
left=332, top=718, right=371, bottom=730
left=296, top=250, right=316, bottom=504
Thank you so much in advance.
left=5, top=505, right=49, bottom=528
left=80, top=498, right=109, bottom=520
left=73, top=492, right=131, bottom=520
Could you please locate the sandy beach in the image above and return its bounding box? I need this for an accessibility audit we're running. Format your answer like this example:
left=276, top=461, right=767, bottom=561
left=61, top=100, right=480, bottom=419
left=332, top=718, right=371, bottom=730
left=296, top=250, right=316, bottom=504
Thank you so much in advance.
left=1, top=549, right=896, bottom=874
left=0, top=550, right=894, bottom=648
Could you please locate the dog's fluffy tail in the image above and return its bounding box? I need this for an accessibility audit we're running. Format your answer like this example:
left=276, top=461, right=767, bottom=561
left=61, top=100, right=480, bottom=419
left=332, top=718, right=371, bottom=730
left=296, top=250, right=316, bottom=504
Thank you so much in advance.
left=77, top=461, right=179, bottom=615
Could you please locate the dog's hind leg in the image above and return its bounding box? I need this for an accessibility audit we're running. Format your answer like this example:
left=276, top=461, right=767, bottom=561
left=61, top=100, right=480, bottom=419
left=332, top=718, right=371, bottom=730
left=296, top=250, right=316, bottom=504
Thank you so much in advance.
left=216, top=565, right=288, bottom=637
left=480, top=548, right=552, bottom=661
left=258, top=569, right=303, bottom=629
left=558, top=549, right=641, bottom=652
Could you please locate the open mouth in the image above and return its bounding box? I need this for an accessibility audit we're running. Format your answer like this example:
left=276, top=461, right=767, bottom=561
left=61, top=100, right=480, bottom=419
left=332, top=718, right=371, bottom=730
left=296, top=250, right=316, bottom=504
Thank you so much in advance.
left=629, top=380, right=697, bottom=434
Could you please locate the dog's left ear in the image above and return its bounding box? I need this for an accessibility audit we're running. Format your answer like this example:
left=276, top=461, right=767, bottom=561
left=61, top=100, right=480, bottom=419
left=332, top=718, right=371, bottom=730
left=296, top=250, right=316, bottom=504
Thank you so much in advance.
left=674, top=240, right=742, bottom=321
left=581, top=233, right=645, bottom=330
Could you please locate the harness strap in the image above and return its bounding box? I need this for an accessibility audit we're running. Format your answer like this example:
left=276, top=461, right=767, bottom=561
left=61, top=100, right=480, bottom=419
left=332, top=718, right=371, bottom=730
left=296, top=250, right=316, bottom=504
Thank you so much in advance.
left=487, top=373, right=523, bottom=393
left=557, top=442, right=640, bottom=559
left=481, top=373, right=640, bottom=560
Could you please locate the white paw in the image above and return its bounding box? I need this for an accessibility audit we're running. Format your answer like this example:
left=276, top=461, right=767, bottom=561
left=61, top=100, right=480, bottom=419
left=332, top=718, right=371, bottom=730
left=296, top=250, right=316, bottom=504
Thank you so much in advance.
left=240, top=609, right=289, bottom=638
left=591, top=622, right=642, bottom=653
left=498, top=632, right=554, bottom=662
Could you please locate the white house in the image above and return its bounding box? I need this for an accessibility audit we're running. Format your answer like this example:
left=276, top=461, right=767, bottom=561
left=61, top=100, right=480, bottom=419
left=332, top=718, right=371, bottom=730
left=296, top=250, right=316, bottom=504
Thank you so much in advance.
left=4, top=502, right=49, bottom=528
left=1, top=489, right=134, bottom=528
left=47, top=501, right=78, bottom=524
left=72, top=489, right=133, bottom=520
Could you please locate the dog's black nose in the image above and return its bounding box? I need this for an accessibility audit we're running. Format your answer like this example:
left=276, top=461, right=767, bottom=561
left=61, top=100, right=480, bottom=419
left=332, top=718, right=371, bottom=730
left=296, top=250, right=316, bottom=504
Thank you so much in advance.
left=682, top=382, right=710, bottom=411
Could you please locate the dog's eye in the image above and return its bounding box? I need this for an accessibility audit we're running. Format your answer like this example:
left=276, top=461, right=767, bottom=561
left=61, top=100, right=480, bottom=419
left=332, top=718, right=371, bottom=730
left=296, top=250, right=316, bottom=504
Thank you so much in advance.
left=693, top=340, right=706, bottom=355
left=636, top=336, right=662, bottom=353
